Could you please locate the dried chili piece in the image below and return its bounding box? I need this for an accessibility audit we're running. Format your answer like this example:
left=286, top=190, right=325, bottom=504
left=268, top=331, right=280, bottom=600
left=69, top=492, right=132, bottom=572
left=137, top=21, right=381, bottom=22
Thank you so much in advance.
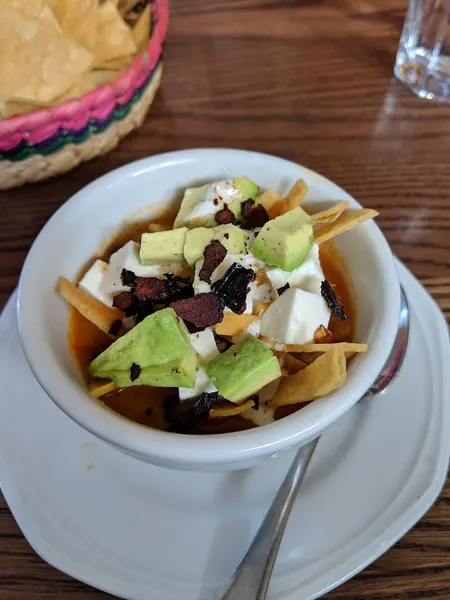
left=321, top=280, right=348, bottom=320
left=215, top=206, right=236, bottom=225
left=199, top=239, right=227, bottom=283
left=171, top=293, right=224, bottom=328
left=130, top=363, right=141, bottom=382
left=211, top=262, right=255, bottom=314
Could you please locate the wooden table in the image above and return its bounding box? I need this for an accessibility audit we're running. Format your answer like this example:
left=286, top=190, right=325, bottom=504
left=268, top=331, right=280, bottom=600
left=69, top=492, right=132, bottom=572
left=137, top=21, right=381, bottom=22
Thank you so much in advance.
left=2, top=0, right=450, bottom=597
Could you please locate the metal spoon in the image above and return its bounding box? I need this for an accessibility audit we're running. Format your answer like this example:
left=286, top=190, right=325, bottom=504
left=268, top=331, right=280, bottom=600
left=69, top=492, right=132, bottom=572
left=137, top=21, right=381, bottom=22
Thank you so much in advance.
left=215, top=286, right=410, bottom=600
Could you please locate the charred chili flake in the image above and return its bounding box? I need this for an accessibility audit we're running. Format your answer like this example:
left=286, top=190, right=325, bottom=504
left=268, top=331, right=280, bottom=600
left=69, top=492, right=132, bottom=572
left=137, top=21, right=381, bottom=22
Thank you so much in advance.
left=241, top=199, right=269, bottom=228
left=108, top=319, right=122, bottom=336
left=113, top=291, right=138, bottom=315
left=277, top=283, right=290, bottom=296
left=171, top=293, right=224, bottom=328
left=193, top=391, right=218, bottom=415
left=321, top=280, right=348, bottom=320
left=168, top=392, right=219, bottom=434
left=121, top=268, right=137, bottom=287
left=199, top=239, right=227, bottom=283
left=215, top=205, right=236, bottom=225
left=145, top=408, right=153, bottom=416
left=241, top=199, right=255, bottom=219
left=224, top=233, right=230, bottom=239
left=135, top=277, right=169, bottom=302
left=130, top=363, right=141, bottom=382
left=166, top=276, right=194, bottom=302
left=211, top=262, right=255, bottom=314
left=133, top=298, right=155, bottom=324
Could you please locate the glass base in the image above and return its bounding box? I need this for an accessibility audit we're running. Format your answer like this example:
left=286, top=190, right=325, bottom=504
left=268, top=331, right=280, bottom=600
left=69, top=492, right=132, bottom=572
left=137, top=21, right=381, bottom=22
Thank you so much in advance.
left=395, top=46, right=450, bottom=103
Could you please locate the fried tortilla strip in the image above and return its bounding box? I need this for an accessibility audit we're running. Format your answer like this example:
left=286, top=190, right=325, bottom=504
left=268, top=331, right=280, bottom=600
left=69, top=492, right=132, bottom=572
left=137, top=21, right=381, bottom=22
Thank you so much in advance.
left=215, top=314, right=259, bottom=337
left=282, top=352, right=307, bottom=374
left=314, top=209, right=378, bottom=245
left=268, top=348, right=347, bottom=407
left=253, top=302, right=271, bottom=316
left=148, top=223, right=168, bottom=232
left=286, top=341, right=368, bottom=356
left=88, top=379, right=117, bottom=398
left=311, top=200, right=350, bottom=225
left=57, top=277, right=125, bottom=337
left=209, top=398, right=255, bottom=419
left=269, top=179, right=308, bottom=218
left=258, top=189, right=282, bottom=214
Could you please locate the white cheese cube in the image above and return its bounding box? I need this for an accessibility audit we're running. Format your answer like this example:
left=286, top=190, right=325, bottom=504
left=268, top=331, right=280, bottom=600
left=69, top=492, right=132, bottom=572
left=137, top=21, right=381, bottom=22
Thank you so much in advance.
left=179, top=330, right=219, bottom=401
left=100, top=241, right=184, bottom=295
left=266, top=244, right=324, bottom=296
left=261, top=287, right=331, bottom=345
left=79, top=259, right=113, bottom=306
left=179, top=368, right=217, bottom=401
left=189, top=329, right=219, bottom=362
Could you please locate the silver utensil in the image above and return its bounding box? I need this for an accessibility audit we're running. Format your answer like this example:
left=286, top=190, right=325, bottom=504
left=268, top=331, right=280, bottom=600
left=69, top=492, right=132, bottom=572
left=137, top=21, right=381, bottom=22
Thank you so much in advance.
left=215, top=286, right=410, bottom=600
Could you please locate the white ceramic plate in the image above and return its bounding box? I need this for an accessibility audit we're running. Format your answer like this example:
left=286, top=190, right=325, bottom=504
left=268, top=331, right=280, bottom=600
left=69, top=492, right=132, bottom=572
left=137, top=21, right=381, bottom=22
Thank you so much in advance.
left=1, top=259, right=449, bottom=599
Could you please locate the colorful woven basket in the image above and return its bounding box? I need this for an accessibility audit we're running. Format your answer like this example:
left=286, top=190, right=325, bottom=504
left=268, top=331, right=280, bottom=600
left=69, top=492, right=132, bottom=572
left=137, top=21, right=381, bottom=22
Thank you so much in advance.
left=0, top=0, right=168, bottom=190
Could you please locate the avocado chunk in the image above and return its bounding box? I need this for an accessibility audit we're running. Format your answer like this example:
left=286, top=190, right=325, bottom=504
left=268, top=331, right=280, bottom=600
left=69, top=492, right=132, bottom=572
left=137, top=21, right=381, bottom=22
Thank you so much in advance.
left=174, top=177, right=260, bottom=229
left=251, top=206, right=314, bottom=272
left=90, top=308, right=197, bottom=388
left=140, top=227, right=188, bottom=265
left=230, top=176, right=260, bottom=221
left=205, top=333, right=281, bottom=404
left=184, top=224, right=248, bottom=266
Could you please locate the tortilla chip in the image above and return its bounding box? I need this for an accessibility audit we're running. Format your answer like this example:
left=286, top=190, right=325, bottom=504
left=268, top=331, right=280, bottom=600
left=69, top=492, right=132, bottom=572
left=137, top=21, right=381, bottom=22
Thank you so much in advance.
left=269, top=179, right=308, bottom=218
left=94, top=0, right=136, bottom=67
left=0, top=97, right=41, bottom=118
left=98, top=55, right=134, bottom=71
left=0, top=0, right=45, bottom=19
left=209, top=398, right=255, bottom=419
left=88, top=379, right=117, bottom=398
left=311, top=200, right=350, bottom=224
left=0, top=10, right=94, bottom=104
left=132, top=3, right=151, bottom=51
left=286, top=341, right=368, bottom=355
left=91, top=69, right=121, bottom=87
left=314, top=209, right=378, bottom=245
left=57, top=277, right=125, bottom=338
left=268, top=348, right=347, bottom=407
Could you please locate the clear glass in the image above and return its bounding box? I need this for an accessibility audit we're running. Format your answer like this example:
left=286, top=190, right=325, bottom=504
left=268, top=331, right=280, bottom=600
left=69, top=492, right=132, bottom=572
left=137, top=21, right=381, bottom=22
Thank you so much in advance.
left=395, top=0, right=450, bottom=101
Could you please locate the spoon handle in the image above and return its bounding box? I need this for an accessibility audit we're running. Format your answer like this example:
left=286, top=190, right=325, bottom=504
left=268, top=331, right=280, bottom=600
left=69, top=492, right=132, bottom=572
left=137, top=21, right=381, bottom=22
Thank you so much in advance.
left=215, top=438, right=319, bottom=600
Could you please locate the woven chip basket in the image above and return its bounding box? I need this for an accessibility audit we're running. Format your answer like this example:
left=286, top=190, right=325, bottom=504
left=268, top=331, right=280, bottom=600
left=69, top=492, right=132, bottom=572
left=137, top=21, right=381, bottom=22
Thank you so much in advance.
left=0, top=0, right=168, bottom=190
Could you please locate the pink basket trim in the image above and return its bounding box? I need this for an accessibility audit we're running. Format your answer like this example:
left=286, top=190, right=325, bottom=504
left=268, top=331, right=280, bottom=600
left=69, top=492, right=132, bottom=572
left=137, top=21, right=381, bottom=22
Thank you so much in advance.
left=0, top=0, right=168, bottom=151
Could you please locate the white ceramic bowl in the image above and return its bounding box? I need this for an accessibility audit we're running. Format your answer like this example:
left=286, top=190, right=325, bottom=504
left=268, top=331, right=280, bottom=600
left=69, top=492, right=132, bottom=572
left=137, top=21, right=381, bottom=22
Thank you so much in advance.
left=18, top=149, right=400, bottom=471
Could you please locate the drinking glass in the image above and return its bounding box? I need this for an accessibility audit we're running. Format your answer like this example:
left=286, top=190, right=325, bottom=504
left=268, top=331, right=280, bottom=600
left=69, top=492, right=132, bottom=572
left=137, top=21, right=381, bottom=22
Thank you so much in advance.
left=395, top=0, right=450, bottom=101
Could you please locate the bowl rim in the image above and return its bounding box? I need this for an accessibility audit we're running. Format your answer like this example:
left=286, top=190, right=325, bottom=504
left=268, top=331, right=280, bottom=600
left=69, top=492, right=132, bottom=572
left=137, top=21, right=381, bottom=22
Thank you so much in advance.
left=17, top=148, right=400, bottom=467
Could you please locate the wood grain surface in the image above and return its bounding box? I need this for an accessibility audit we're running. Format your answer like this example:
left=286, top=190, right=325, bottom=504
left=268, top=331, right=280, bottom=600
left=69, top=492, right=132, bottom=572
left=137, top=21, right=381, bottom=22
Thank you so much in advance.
left=1, top=0, right=450, bottom=597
